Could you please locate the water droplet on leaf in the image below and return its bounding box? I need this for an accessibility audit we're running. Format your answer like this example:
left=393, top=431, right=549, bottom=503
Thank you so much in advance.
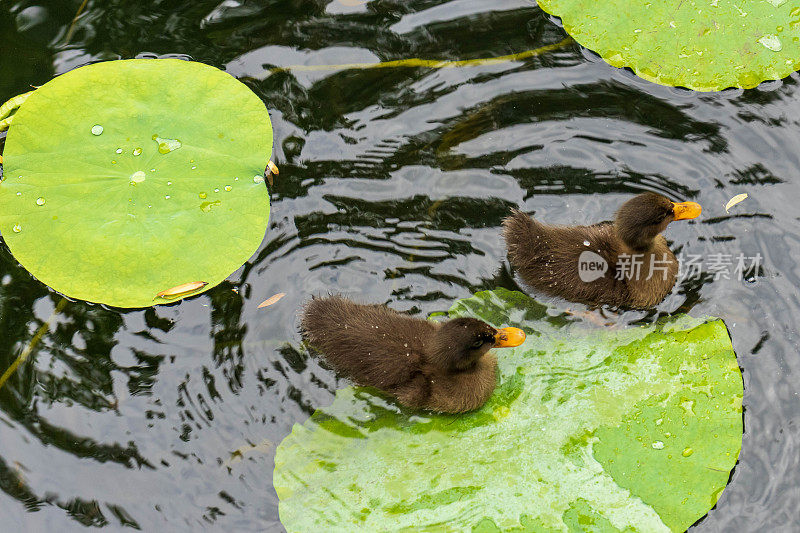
left=200, top=200, right=221, bottom=212
left=91, top=124, right=103, bottom=135
left=224, top=185, right=232, bottom=192
left=199, top=192, right=207, bottom=199
left=758, top=34, right=782, bottom=51
left=115, top=148, right=123, bottom=154
left=133, top=147, right=143, bottom=156
left=12, top=224, right=21, bottom=233
left=253, top=175, right=264, bottom=184
left=152, top=134, right=182, bottom=154
left=682, top=447, right=694, bottom=457
left=35, top=197, right=45, bottom=206
left=130, top=171, right=146, bottom=183
left=651, top=441, right=665, bottom=449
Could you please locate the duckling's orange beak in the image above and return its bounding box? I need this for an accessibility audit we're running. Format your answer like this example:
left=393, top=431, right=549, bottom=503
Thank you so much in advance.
left=672, top=201, right=702, bottom=221
left=493, top=327, right=526, bottom=348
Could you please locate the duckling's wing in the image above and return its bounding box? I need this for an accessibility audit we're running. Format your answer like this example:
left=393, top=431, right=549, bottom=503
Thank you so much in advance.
left=502, top=211, right=628, bottom=306
left=301, top=296, right=429, bottom=389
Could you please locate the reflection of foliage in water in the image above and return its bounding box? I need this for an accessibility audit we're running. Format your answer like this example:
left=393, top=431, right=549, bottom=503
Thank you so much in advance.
left=0, top=240, right=148, bottom=526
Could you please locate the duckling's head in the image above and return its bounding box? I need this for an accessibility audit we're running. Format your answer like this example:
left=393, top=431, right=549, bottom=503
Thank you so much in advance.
left=430, top=318, right=525, bottom=371
left=614, top=192, right=701, bottom=251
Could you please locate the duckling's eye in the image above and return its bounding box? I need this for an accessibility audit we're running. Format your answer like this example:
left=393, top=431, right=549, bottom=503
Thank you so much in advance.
left=470, top=339, right=485, bottom=349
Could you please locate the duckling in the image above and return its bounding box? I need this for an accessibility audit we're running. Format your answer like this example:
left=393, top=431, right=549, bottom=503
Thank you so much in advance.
left=300, top=295, right=525, bottom=413
left=502, top=192, right=701, bottom=308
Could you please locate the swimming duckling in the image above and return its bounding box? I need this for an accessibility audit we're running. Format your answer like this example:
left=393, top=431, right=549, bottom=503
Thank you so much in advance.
left=300, top=295, right=525, bottom=413
left=502, top=192, right=701, bottom=308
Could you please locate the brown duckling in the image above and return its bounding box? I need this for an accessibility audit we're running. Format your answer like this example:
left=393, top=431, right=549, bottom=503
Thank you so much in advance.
left=502, top=192, right=701, bottom=308
left=300, top=295, right=526, bottom=413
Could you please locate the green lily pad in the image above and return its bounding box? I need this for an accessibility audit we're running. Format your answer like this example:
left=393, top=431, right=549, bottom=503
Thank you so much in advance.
left=538, top=0, right=800, bottom=91
left=0, top=59, right=272, bottom=308
left=274, top=289, right=743, bottom=532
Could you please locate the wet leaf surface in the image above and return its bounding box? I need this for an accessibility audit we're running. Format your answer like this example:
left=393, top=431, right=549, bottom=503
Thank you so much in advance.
left=0, top=59, right=272, bottom=307
left=538, top=0, right=800, bottom=90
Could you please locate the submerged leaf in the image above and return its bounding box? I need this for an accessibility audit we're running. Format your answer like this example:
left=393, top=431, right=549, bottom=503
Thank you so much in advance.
left=225, top=438, right=274, bottom=466
left=0, top=59, right=273, bottom=307
left=725, top=193, right=748, bottom=213
left=537, top=0, right=800, bottom=91
left=274, top=289, right=743, bottom=532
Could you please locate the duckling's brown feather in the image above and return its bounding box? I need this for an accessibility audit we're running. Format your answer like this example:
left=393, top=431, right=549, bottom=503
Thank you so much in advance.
left=301, top=295, right=498, bottom=413
left=503, top=206, right=678, bottom=308
left=424, top=353, right=497, bottom=413
left=301, top=295, right=431, bottom=390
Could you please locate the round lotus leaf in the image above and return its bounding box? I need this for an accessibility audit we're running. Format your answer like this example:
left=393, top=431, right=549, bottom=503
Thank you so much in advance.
left=274, top=289, right=743, bottom=532
left=0, top=59, right=272, bottom=308
left=538, top=0, right=800, bottom=91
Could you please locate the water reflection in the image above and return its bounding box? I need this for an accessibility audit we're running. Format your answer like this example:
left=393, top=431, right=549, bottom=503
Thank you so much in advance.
left=1, top=0, right=800, bottom=530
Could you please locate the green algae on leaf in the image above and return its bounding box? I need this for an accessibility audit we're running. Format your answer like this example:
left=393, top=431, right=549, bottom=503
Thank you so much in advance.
left=537, top=0, right=800, bottom=91
left=273, top=289, right=743, bottom=532
left=0, top=59, right=272, bottom=307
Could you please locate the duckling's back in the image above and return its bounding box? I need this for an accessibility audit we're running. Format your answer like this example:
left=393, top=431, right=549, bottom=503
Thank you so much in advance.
left=300, top=295, right=435, bottom=390
left=502, top=209, right=629, bottom=306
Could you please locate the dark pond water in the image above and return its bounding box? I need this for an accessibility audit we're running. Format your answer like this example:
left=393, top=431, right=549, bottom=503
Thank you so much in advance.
left=1, top=0, right=799, bottom=530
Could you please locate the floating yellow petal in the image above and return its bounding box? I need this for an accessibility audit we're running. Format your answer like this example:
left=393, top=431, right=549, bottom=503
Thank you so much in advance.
left=258, top=292, right=286, bottom=308
left=156, top=281, right=208, bottom=299
left=725, top=193, right=748, bottom=213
